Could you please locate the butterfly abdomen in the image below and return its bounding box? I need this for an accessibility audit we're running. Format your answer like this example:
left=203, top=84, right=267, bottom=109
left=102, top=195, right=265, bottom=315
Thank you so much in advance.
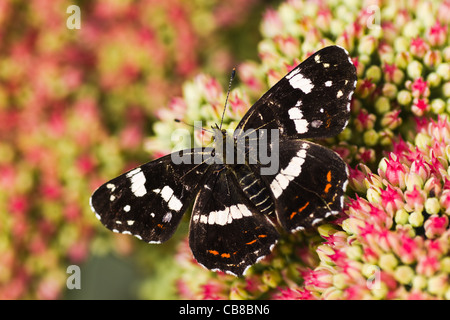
left=232, top=165, right=275, bottom=216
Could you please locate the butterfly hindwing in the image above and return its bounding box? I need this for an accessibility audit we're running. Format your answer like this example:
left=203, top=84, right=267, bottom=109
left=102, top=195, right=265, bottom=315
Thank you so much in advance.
left=259, top=140, right=348, bottom=232
left=189, top=168, right=279, bottom=276
left=90, top=149, right=211, bottom=244
left=235, top=45, right=356, bottom=140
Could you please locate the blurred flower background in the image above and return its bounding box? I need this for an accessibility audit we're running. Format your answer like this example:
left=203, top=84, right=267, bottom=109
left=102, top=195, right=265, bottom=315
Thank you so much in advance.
left=0, top=0, right=273, bottom=299
left=1, top=0, right=449, bottom=300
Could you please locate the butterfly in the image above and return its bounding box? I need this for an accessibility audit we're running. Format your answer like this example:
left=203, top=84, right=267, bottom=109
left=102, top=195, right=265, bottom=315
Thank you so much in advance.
left=90, top=45, right=357, bottom=276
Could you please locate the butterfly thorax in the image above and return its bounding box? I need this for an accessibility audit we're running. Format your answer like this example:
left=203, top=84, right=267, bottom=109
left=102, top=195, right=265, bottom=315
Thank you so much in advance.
left=211, top=127, right=275, bottom=216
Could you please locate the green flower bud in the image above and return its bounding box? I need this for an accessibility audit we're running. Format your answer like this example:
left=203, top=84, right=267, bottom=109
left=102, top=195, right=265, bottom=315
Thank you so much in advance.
left=441, top=257, right=450, bottom=273
left=426, top=73, right=441, bottom=88
left=424, top=197, right=440, bottom=215
left=358, top=36, right=377, bottom=55
left=345, top=245, right=363, bottom=261
left=394, top=37, right=409, bottom=52
left=407, top=61, right=423, bottom=79
left=402, top=21, right=420, bottom=38
left=412, top=275, right=427, bottom=290
left=443, top=82, right=450, bottom=98
left=437, top=63, right=450, bottom=81
left=431, top=98, right=446, bottom=114
left=382, top=83, right=398, bottom=100
left=397, top=90, right=412, bottom=106
left=395, top=208, right=410, bottom=225
left=366, top=65, right=382, bottom=83
left=363, top=129, right=379, bottom=146
left=427, top=274, right=448, bottom=297
left=394, top=265, right=414, bottom=285
left=262, top=270, right=281, bottom=288
left=332, top=273, right=347, bottom=290
left=379, top=253, right=398, bottom=271
left=409, top=211, right=424, bottom=227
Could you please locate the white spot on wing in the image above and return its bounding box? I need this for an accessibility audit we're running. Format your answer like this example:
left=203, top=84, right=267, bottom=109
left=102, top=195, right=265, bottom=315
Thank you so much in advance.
left=162, top=212, right=172, bottom=223
left=311, top=120, right=323, bottom=128
left=202, top=204, right=252, bottom=225
left=325, top=80, right=332, bottom=87
left=153, top=186, right=183, bottom=211
left=126, top=168, right=147, bottom=197
left=288, top=107, right=308, bottom=134
left=270, top=148, right=307, bottom=199
left=285, top=69, right=314, bottom=94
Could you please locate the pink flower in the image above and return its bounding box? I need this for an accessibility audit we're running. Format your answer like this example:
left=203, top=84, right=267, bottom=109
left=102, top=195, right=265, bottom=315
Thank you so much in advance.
left=303, top=267, right=334, bottom=292
left=9, top=195, right=29, bottom=216
left=404, top=186, right=426, bottom=212
left=427, top=21, right=448, bottom=46
left=411, top=77, right=429, bottom=98
left=383, top=63, right=397, bottom=82
left=261, top=9, right=283, bottom=37
left=392, top=233, right=419, bottom=264
left=76, top=154, right=96, bottom=175
left=273, top=287, right=315, bottom=300
left=357, top=78, right=376, bottom=98
left=424, top=215, right=449, bottom=239
left=417, top=255, right=441, bottom=277
left=274, top=35, right=300, bottom=58
left=411, top=98, right=429, bottom=116
left=440, top=189, right=450, bottom=214
left=409, top=157, right=431, bottom=181
left=229, top=92, right=249, bottom=119
left=410, top=37, right=430, bottom=57
left=379, top=185, right=403, bottom=217
left=237, top=62, right=264, bottom=92
left=201, top=281, right=225, bottom=300
left=37, top=278, right=62, bottom=300
left=67, top=241, right=89, bottom=264
left=380, top=154, right=407, bottom=188
left=202, top=76, right=222, bottom=103
left=355, top=109, right=375, bottom=131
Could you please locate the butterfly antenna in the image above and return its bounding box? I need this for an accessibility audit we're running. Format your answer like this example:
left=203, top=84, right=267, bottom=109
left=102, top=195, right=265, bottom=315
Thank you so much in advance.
left=174, top=119, right=213, bottom=133
left=219, top=67, right=236, bottom=130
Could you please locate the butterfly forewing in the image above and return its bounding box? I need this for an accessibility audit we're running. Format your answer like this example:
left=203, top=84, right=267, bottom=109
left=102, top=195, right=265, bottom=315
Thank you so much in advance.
left=235, top=46, right=356, bottom=140
left=90, top=149, right=211, bottom=244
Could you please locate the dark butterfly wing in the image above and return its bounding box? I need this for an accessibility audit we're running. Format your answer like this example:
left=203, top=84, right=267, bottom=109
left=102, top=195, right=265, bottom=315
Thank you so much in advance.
left=259, top=140, right=348, bottom=232
left=189, top=167, right=279, bottom=276
left=235, top=45, right=356, bottom=140
left=90, top=149, right=212, bottom=244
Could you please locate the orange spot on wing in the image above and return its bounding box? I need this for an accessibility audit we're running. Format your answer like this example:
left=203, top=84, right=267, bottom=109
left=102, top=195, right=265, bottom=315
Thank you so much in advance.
left=246, top=239, right=257, bottom=245
left=221, top=253, right=231, bottom=258
left=290, top=201, right=310, bottom=219
left=258, top=234, right=267, bottom=238
left=324, top=183, right=332, bottom=193
left=208, top=250, right=219, bottom=255
left=327, top=170, right=332, bottom=182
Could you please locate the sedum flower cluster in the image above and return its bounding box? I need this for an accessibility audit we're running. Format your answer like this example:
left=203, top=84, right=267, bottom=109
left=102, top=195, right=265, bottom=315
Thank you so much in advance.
left=294, top=117, right=450, bottom=299
left=160, top=0, right=450, bottom=299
